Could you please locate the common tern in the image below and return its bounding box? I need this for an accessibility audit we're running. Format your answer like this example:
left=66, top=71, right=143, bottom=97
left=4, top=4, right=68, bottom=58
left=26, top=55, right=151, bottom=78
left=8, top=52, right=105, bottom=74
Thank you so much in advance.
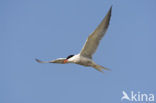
left=36, top=6, right=112, bottom=72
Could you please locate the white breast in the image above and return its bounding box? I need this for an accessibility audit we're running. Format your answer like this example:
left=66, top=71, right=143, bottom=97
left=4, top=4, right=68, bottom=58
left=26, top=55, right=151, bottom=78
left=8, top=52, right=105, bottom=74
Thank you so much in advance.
left=68, top=54, right=80, bottom=63
left=68, top=54, right=94, bottom=66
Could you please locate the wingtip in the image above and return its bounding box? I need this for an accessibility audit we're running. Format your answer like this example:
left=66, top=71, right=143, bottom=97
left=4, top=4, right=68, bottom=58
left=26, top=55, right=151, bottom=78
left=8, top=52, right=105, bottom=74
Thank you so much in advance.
left=35, top=58, right=43, bottom=63
left=105, top=67, right=112, bottom=71
left=109, top=5, right=112, bottom=12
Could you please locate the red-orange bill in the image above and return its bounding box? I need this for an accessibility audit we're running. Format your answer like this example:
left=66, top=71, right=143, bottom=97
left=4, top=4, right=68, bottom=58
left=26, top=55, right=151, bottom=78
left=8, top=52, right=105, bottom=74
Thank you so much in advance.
left=63, top=59, right=68, bottom=63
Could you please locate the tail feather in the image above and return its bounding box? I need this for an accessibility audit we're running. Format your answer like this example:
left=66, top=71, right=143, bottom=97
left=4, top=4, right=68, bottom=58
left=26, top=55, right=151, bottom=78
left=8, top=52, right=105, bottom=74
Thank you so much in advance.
left=93, top=64, right=110, bottom=73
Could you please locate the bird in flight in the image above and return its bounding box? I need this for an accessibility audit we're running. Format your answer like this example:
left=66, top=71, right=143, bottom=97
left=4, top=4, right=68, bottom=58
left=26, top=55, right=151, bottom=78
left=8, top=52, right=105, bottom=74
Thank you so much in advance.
left=36, top=6, right=112, bottom=72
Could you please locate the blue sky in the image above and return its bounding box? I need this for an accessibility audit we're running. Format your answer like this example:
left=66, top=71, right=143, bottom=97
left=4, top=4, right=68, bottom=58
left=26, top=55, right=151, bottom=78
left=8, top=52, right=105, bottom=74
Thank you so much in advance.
left=1, top=0, right=156, bottom=103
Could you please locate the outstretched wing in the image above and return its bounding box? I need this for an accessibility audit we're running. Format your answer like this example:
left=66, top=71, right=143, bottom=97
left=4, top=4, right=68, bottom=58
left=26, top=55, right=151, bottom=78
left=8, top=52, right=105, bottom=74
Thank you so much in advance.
left=80, top=6, right=112, bottom=59
left=35, top=58, right=66, bottom=64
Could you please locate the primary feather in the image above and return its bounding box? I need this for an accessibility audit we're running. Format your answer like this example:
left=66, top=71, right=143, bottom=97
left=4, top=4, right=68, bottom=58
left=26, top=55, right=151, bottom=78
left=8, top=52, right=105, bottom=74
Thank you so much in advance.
left=80, top=6, right=112, bottom=59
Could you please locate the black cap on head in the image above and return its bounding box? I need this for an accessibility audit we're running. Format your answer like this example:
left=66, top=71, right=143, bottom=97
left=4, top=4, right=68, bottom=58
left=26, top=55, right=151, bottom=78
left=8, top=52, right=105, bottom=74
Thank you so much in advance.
left=66, top=55, right=74, bottom=59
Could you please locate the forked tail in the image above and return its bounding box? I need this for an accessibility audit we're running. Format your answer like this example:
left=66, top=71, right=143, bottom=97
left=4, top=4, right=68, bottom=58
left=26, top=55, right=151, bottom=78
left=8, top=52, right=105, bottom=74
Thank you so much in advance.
left=93, top=64, right=110, bottom=73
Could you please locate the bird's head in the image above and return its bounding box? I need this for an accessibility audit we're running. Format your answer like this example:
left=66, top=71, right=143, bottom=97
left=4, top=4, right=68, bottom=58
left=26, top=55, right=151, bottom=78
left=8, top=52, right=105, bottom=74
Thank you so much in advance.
left=63, top=54, right=74, bottom=63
